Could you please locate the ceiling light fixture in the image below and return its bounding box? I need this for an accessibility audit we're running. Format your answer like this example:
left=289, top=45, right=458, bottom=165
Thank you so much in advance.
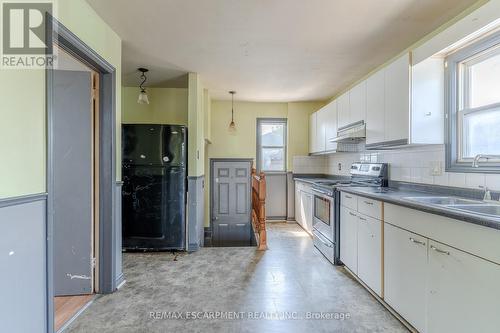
left=228, top=91, right=236, bottom=132
left=137, top=67, right=150, bottom=104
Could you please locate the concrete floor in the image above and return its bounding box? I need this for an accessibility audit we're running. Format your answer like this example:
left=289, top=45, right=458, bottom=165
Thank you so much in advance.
left=67, top=223, right=407, bottom=333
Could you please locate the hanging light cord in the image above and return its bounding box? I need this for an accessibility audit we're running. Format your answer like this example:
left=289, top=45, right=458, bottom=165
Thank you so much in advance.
left=231, top=92, right=234, bottom=122
left=139, top=72, right=147, bottom=92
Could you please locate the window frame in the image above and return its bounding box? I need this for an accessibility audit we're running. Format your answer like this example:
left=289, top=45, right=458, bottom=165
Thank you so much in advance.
left=445, top=30, right=500, bottom=173
left=256, top=118, right=287, bottom=173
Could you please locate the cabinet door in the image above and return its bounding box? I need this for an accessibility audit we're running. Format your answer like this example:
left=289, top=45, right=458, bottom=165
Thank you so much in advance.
left=337, top=92, right=350, bottom=129
left=295, top=187, right=302, bottom=226
left=427, top=240, right=500, bottom=333
left=366, top=69, right=385, bottom=145
left=316, top=107, right=327, bottom=153
left=340, top=207, right=358, bottom=274
left=324, top=100, right=338, bottom=152
left=301, top=191, right=313, bottom=234
left=384, top=223, right=427, bottom=333
left=411, top=57, right=444, bottom=144
left=349, top=81, right=367, bottom=125
left=309, top=112, right=317, bottom=153
left=384, top=53, right=410, bottom=142
left=357, top=214, right=382, bottom=296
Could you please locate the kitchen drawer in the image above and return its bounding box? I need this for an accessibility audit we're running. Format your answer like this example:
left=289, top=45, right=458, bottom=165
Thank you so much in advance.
left=341, top=192, right=358, bottom=210
left=358, top=196, right=382, bottom=220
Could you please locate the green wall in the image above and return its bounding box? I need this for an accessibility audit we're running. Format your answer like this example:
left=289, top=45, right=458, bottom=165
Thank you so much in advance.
left=0, top=0, right=122, bottom=199
left=122, top=87, right=188, bottom=125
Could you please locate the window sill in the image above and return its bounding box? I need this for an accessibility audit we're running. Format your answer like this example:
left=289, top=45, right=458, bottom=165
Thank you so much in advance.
left=446, top=162, right=500, bottom=174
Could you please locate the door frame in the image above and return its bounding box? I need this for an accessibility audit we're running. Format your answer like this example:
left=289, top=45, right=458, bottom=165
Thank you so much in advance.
left=209, top=158, right=253, bottom=245
left=46, top=15, right=117, bottom=333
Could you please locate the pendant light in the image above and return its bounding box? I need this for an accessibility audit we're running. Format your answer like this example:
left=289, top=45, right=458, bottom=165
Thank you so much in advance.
left=228, top=91, right=236, bottom=132
left=137, top=68, right=150, bottom=104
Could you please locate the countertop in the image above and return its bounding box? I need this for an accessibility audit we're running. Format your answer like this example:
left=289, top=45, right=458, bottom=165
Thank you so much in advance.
left=339, top=186, right=500, bottom=231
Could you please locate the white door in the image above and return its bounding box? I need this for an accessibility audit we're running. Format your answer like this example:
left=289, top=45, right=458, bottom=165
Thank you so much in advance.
left=357, top=214, right=382, bottom=296
left=349, top=81, right=367, bottom=124
left=324, top=100, right=338, bottom=151
left=309, top=112, right=318, bottom=153
left=427, top=240, right=500, bottom=333
left=337, top=92, right=350, bottom=128
left=366, top=69, right=385, bottom=145
left=384, top=223, right=427, bottom=333
left=316, top=108, right=327, bottom=153
left=384, top=53, right=410, bottom=142
left=340, top=207, right=358, bottom=274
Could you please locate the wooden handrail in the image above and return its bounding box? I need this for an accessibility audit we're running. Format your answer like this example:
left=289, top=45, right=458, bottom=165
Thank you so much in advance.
left=251, top=167, right=267, bottom=250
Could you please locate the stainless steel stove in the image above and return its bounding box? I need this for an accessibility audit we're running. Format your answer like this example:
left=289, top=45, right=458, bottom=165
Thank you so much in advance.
left=312, top=163, right=388, bottom=265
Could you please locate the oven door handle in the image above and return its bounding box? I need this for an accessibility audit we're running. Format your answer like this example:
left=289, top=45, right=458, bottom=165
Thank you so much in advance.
left=314, top=230, right=333, bottom=248
left=312, top=188, right=331, bottom=196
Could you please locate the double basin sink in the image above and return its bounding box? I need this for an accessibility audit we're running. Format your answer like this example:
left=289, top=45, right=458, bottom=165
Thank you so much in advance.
left=403, top=196, right=500, bottom=218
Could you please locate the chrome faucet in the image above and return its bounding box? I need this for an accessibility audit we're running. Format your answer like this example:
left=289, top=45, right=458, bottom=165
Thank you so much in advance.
left=472, top=154, right=500, bottom=168
left=479, top=186, right=492, bottom=201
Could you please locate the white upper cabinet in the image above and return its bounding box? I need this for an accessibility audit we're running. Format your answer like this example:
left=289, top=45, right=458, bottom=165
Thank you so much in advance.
left=324, top=100, right=338, bottom=152
left=411, top=57, right=444, bottom=144
left=349, top=81, right=367, bottom=125
left=337, top=92, right=350, bottom=129
left=365, top=52, right=444, bottom=148
left=316, top=107, right=327, bottom=153
left=309, top=112, right=318, bottom=154
left=384, top=53, right=410, bottom=143
left=366, top=69, right=385, bottom=145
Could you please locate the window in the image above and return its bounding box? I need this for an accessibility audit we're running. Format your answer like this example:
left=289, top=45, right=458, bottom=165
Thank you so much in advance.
left=257, top=118, right=287, bottom=172
left=446, top=31, right=500, bottom=172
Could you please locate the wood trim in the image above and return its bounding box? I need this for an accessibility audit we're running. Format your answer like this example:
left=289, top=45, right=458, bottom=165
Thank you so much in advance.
left=251, top=167, right=267, bottom=250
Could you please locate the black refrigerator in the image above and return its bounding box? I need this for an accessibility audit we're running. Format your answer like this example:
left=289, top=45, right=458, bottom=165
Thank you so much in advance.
left=122, top=124, right=187, bottom=250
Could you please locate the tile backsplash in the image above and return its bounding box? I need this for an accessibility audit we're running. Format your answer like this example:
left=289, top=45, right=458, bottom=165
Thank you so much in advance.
left=293, top=145, right=500, bottom=191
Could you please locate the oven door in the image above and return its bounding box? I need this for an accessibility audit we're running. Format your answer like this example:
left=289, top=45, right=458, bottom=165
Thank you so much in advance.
left=312, top=190, right=334, bottom=242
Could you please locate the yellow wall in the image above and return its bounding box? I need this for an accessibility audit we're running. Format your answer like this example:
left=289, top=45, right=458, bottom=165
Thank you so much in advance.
left=122, top=87, right=188, bottom=125
left=0, top=0, right=121, bottom=199
left=187, top=73, right=205, bottom=177
left=207, top=100, right=324, bottom=170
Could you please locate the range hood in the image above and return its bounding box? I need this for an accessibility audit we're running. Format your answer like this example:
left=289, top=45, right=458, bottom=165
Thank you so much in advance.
left=330, top=120, right=366, bottom=143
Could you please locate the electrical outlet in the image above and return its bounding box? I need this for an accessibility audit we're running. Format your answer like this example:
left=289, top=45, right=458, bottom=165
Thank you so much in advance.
left=338, top=163, right=342, bottom=171
left=430, top=161, right=442, bottom=176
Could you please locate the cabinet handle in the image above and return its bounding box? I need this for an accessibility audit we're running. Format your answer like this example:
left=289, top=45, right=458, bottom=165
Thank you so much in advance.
left=430, top=245, right=450, bottom=255
left=409, top=237, right=426, bottom=246
left=364, top=201, right=374, bottom=205
left=345, top=195, right=353, bottom=199
left=218, top=223, right=228, bottom=227
left=349, top=211, right=357, bottom=217
left=236, top=223, right=246, bottom=227
left=358, top=216, right=367, bottom=221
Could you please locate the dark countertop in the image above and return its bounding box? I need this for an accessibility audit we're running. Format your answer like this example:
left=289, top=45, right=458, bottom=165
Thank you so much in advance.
left=338, top=186, right=500, bottom=230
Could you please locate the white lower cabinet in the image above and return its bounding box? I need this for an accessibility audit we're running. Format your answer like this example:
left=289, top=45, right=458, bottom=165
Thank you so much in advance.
left=301, top=191, right=313, bottom=234
left=294, top=185, right=302, bottom=226
left=294, top=181, right=313, bottom=235
left=340, top=207, right=358, bottom=274
left=384, top=223, right=427, bottom=333
left=427, top=240, right=500, bottom=333
left=357, top=214, right=382, bottom=296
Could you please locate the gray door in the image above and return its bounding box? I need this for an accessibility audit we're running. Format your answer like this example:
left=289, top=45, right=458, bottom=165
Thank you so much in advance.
left=212, top=160, right=251, bottom=246
left=53, top=70, right=93, bottom=295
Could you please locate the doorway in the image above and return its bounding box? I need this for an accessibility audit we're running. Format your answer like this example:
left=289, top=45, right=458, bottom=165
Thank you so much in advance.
left=51, top=46, right=99, bottom=331
left=46, top=17, right=118, bottom=333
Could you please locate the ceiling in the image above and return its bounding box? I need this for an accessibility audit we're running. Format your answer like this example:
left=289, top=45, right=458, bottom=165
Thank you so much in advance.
left=86, top=0, right=478, bottom=101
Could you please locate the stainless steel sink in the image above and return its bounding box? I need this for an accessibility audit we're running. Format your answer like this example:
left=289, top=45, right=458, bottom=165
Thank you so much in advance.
left=403, top=196, right=483, bottom=205
left=450, top=204, right=500, bottom=217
